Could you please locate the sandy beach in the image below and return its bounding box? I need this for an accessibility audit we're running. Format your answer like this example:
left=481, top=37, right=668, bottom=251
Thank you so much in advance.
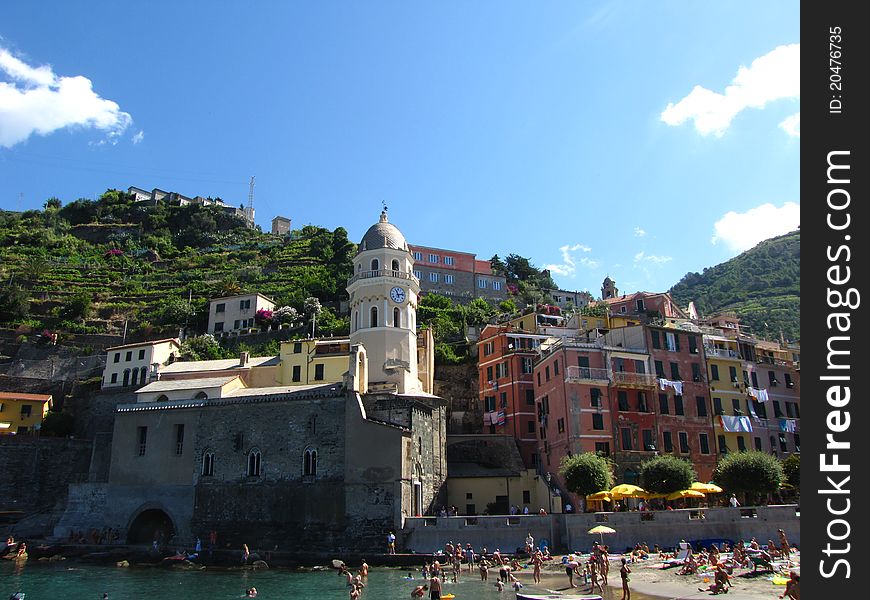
left=509, top=552, right=800, bottom=600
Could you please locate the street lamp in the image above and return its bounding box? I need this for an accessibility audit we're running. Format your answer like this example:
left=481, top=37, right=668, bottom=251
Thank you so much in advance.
left=546, top=473, right=553, bottom=513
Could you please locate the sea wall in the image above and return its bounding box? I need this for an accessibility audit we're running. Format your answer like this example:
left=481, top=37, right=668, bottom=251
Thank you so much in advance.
left=401, top=505, right=800, bottom=554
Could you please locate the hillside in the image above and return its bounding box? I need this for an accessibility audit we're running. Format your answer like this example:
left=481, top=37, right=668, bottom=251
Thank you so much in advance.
left=0, top=190, right=355, bottom=346
left=669, top=230, right=800, bottom=342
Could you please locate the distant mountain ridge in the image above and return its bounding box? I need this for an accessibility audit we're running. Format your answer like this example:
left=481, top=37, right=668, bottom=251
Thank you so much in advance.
left=669, top=230, right=800, bottom=342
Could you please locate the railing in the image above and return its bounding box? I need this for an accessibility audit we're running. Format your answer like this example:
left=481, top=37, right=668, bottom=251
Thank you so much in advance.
left=347, top=270, right=419, bottom=285
left=704, top=347, right=741, bottom=359
left=611, top=372, right=658, bottom=387
left=565, top=366, right=609, bottom=383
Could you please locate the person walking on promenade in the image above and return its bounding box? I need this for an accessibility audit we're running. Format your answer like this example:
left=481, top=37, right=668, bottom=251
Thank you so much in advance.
left=729, top=494, right=740, bottom=508
left=620, top=557, right=632, bottom=600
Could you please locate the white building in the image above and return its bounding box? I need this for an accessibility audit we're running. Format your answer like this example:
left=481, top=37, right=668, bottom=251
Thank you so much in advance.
left=207, top=293, right=276, bottom=335
left=102, top=338, right=181, bottom=389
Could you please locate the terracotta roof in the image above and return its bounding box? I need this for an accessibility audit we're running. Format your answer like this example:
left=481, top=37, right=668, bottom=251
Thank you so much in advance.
left=0, top=392, right=52, bottom=403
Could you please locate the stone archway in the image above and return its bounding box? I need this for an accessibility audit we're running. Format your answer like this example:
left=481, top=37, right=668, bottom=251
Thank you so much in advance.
left=126, top=507, right=175, bottom=545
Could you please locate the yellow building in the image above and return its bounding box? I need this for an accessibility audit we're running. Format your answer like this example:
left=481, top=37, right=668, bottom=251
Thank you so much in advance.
left=278, top=338, right=352, bottom=386
left=704, top=335, right=753, bottom=453
left=0, top=392, right=53, bottom=435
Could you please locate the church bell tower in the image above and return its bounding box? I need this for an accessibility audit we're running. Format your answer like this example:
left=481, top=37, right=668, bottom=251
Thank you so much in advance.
left=346, top=210, right=421, bottom=394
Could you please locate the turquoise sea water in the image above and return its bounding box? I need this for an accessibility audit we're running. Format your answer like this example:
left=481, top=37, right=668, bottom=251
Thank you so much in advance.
left=1, top=562, right=649, bottom=600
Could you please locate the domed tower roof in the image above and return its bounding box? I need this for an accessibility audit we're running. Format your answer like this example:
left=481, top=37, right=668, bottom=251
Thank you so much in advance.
left=359, top=210, right=408, bottom=252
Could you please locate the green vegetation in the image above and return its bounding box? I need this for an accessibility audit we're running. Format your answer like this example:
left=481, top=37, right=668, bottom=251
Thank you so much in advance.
left=0, top=191, right=356, bottom=346
left=560, top=452, right=613, bottom=497
left=638, top=455, right=697, bottom=494
left=669, top=230, right=800, bottom=341
left=713, top=450, right=785, bottom=504
left=491, top=253, right=558, bottom=306
left=781, top=453, right=799, bottom=489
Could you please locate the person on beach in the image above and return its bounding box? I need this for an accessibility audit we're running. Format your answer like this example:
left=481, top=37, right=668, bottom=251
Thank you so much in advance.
left=779, top=571, right=799, bottom=599
left=778, top=529, right=791, bottom=559
left=494, top=579, right=504, bottom=592
left=525, top=532, right=534, bottom=554
left=620, top=557, right=631, bottom=600
left=588, top=556, right=603, bottom=594
left=729, top=494, right=740, bottom=508
left=411, top=584, right=428, bottom=598
left=349, top=582, right=362, bottom=600
left=531, top=550, right=543, bottom=584
left=428, top=572, right=442, bottom=600
left=465, top=543, right=475, bottom=572
left=478, top=556, right=489, bottom=581
left=600, top=545, right=610, bottom=585
left=387, top=531, right=396, bottom=554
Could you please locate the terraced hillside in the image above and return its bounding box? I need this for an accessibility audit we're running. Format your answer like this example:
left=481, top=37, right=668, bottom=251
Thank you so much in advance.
left=0, top=191, right=354, bottom=344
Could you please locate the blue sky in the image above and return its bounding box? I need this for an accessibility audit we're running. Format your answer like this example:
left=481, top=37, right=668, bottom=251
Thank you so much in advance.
left=0, top=1, right=799, bottom=296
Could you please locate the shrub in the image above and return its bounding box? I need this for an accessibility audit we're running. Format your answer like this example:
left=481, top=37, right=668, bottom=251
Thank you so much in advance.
left=560, top=452, right=613, bottom=498
left=782, top=454, right=800, bottom=488
left=713, top=450, right=784, bottom=504
left=639, top=455, right=696, bottom=494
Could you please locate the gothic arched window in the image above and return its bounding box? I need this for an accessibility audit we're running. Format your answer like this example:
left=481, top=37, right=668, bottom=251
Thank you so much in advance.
left=370, top=306, right=378, bottom=328
left=371, top=258, right=379, bottom=271
left=201, top=450, right=215, bottom=476
left=393, top=307, right=401, bottom=328
left=247, top=448, right=261, bottom=477
left=303, top=448, right=318, bottom=476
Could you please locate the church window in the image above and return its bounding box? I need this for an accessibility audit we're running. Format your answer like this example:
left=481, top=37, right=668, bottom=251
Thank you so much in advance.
left=371, top=259, right=379, bottom=271
left=303, top=448, right=318, bottom=476
left=201, top=450, right=215, bottom=476
left=353, top=311, right=359, bottom=332
left=370, top=307, right=378, bottom=328
left=247, top=449, right=261, bottom=477
left=394, top=307, right=401, bottom=327
left=392, top=259, right=400, bottom=271
left=131, top=368, right=139, bottom=385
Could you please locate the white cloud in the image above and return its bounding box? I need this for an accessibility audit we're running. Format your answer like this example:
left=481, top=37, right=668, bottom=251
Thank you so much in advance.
left=711, top=202, right=800, bottom=252
left=779, top=112, right=800, bottom=137
left=0, top=45, right=133, bottom=148
left=633, top=251, right=672, bottom=265
left=132, top=130, right=145, bottom=144
left=661, top=44, right=799, bottom=136
left=546, top=243, right=598, bottom=277
left=633, top=227, right=646, bottom=237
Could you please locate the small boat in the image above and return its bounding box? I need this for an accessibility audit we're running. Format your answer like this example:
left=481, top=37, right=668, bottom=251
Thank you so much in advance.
left=516, top=594, right=603, bottom=600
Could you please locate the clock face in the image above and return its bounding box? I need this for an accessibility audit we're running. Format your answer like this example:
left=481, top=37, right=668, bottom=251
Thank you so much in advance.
left=390, top=286, right=406, bottom=303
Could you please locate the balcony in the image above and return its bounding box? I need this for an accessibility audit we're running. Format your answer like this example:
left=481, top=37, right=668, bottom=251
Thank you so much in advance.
left=565, top=366, right=609, bottom=384
left=611, top=372, right=658, bottom=388
left=347, top=270, right=419, bottom=286
left=704, top=347, right=741, bottom=359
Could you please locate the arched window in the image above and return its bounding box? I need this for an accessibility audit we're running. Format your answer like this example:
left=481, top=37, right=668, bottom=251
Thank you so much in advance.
left=391, top=259, right=400, bottom=272
left=353, top=311, right=359, bottom=332
left=303, top=448, right=318, bottom=476
left=131, top=368, right=139, bottom=385
left=370, top=306, right=378, bottom=328
left=122, top=369, right=131, bottom=386
left=156, top=394, right=169, bottom=402
left=195, top=391, right=208, bottom=400
left=201, top=450, right=215, bottom=476
left=247, top=448, right=261, bottom=477
left=371, top=258, right=379, bottom=271
left=393, top=307, right=401, bottom=328
left=140, top=366, right=148, bottom=384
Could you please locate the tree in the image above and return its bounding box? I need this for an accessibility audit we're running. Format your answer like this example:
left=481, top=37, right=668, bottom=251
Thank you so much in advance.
left=782, top=454, right=800, bottom=488
left=59, top=291, right=93, bottom=322
left=560, top=452, right=613, bottom=499
left=304, top=296, right=322, bottom=337
left=44, top=197, right=62, bottom=210
left=713, top=450, right=784, bottom=504
left=463, top=298, right=495, bottom=329
left=180, top=334, right=228, bottom=361
left=0, top=285, right=30, bottom=322
left=639, top=455, right=696, bottom=494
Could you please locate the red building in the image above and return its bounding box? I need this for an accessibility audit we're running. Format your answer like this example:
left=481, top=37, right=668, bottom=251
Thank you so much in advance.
left=477, top=323, right=549, bottom=466
left=645, top=324, right=717, bottom=482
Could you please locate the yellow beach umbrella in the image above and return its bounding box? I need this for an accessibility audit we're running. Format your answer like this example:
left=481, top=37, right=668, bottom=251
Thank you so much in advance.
left=690, top=482, right=723, bottom=494
left=586, top=491, right=612, bottom=501
left=587, top=525, right=617, bottom=543
left=610, top=484, right=647, bottom=499
left=638, top=491, right=667, bottom=499
left=667, top=489, right=706, bottom=501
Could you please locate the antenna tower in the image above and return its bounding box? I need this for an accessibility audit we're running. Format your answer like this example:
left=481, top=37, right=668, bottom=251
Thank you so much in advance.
left=247, top=176, right=255, bottom=225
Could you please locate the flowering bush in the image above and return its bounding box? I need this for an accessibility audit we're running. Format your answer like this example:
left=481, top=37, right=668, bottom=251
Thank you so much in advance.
left=273, top=306, right=300, bottom=324
left=104, top=248, right=124, bottom=258
left=255, top=308, right=274, bottom=324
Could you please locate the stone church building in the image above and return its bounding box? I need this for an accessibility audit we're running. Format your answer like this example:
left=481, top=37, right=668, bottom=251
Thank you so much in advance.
left=56, top=211, right=447, bottom=553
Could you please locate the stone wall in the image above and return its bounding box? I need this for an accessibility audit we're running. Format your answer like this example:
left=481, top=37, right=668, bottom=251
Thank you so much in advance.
left=401, top=505, right=800, bottom=554
left=0, top=437, right=93, bottom=511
